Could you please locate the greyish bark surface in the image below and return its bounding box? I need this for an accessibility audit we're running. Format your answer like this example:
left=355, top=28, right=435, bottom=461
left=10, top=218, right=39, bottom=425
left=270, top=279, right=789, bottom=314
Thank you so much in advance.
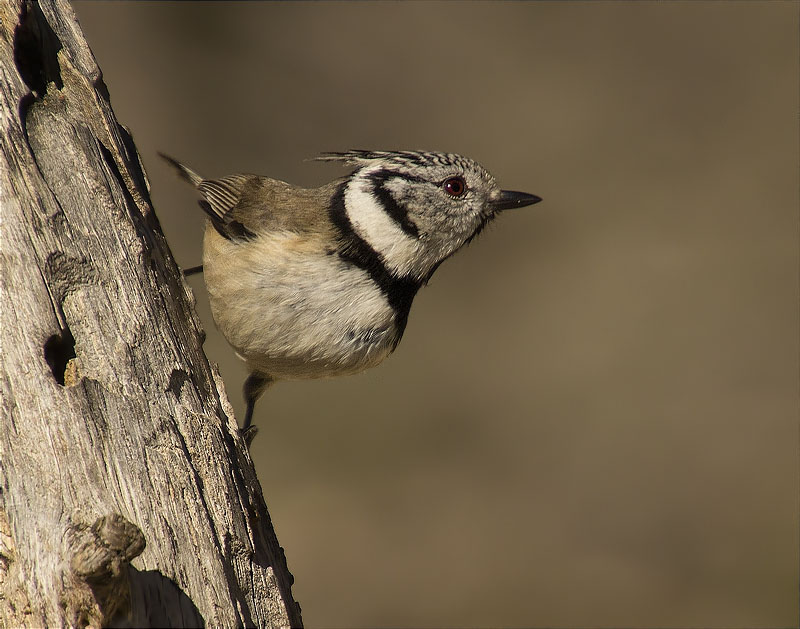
left=0, top=0, right=302, bottom=626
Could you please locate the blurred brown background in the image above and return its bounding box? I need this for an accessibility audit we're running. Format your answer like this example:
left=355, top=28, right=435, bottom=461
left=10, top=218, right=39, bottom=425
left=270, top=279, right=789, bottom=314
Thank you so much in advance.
left=72, top=2, right=798, bottom=627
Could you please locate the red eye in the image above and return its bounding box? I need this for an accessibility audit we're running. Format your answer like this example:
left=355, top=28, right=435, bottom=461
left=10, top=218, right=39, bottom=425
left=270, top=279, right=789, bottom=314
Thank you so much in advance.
left=442, top=176, right=466, bottom=197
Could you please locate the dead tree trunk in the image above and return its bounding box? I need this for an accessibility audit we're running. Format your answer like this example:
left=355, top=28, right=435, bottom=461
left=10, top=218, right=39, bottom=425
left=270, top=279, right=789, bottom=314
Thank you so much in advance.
left=0, top=0, right=302, bottom=626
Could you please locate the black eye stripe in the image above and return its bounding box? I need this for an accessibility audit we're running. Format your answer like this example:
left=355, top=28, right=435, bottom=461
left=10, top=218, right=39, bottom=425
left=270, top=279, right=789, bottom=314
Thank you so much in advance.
left=366, top=170, right=422, bottom=238
left=374, top=170, right=428, bottom=185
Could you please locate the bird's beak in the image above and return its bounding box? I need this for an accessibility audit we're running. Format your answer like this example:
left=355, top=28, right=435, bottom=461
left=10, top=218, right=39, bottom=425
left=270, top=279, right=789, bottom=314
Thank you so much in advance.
left=490, top=190, right=542, bottom=211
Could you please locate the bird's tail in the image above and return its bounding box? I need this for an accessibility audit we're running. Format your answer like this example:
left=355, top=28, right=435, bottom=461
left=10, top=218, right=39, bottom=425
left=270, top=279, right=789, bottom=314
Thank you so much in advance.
left=158, top=152, right=203, bottom=187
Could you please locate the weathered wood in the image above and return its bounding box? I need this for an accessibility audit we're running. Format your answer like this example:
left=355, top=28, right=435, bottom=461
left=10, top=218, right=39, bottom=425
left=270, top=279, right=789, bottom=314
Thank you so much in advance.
left=0, top=0, right=302, bottom=626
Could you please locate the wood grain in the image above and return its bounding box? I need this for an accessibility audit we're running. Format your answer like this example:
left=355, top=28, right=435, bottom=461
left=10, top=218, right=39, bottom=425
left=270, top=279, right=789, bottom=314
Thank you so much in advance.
left=0, top=1, right=301, bottom=626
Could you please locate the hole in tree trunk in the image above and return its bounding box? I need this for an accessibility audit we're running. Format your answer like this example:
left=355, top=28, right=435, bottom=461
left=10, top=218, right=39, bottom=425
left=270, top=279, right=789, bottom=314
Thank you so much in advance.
left=44, top=327, right=76, bottom=386
left=13, top=0, right=64, bottom=97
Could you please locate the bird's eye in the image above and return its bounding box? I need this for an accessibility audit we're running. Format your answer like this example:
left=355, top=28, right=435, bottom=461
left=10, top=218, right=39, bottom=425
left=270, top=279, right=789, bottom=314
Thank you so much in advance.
left=442, top=176, right=467, bottom=197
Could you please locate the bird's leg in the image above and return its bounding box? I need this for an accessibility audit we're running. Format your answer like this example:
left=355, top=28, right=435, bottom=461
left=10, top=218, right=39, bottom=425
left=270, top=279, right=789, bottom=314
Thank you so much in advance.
left=241, top=371, right=272, bottom=446
left=183, top=264, right=204, bottom=276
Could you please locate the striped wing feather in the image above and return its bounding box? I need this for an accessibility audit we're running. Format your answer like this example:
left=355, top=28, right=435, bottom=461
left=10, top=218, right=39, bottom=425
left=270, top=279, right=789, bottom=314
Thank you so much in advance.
left=197, top=176, right=249, bottom=222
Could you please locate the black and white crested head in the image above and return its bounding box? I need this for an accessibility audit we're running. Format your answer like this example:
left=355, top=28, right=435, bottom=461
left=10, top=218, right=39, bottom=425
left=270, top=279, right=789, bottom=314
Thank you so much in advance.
left=320, top=150, right=541, bottom=283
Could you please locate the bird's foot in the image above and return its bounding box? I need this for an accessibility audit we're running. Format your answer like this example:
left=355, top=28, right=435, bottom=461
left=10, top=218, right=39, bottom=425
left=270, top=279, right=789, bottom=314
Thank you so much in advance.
left=240, top=425, right=259, bottom=448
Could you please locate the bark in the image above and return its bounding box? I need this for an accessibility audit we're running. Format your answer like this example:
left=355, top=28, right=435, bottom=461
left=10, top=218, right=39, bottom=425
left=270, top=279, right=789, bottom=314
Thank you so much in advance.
left=0, top=0, right=302, bottom=626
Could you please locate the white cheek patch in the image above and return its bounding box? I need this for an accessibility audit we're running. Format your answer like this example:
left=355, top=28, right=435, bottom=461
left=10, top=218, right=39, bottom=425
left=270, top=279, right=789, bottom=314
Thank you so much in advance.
left=344, top=175, right=430, bottom=278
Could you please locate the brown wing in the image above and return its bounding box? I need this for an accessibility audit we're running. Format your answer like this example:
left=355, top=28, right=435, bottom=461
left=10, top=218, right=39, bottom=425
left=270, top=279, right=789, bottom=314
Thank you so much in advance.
left=160, top=152, right=340, bottom=242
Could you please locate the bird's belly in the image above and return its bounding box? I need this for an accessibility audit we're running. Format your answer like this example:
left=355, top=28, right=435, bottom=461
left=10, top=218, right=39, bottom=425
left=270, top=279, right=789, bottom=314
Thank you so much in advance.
left=203, top=232, right=401, bottom=380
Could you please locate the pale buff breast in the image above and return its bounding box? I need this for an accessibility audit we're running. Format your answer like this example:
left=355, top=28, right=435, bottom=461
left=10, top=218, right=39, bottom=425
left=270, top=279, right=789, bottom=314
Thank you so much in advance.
left=202, top=224, right=400, bottom=380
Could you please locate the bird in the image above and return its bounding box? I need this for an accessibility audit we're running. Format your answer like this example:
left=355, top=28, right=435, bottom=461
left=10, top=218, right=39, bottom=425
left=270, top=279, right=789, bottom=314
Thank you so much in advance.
left=160, top=150, right=541, bottom=440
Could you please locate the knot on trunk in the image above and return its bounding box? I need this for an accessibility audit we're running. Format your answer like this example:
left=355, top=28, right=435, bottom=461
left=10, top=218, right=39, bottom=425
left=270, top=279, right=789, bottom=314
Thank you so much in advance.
left=63, top=513, right=146, bottom=628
